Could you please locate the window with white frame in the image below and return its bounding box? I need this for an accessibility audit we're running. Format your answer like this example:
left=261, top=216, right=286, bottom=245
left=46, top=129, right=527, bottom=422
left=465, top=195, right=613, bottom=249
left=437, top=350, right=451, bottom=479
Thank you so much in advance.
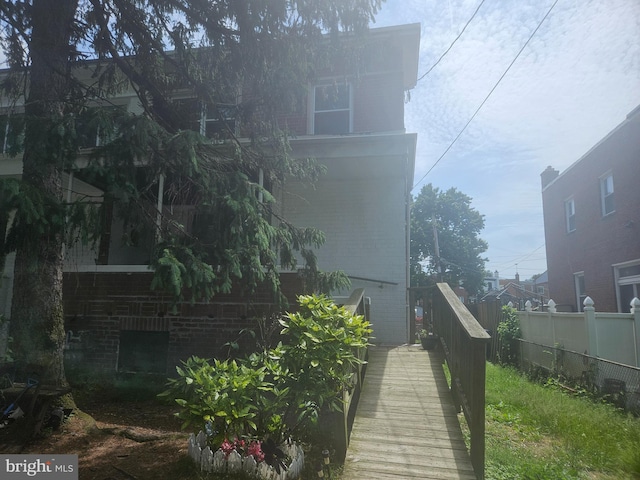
left=173, top=98, right=237, bottom=141
left=312, top=83, right=351, bottom=135
left=201, top=103, right=237, bottom=140
left=0, top=112, right=25, bottom=155
left=600, top=173, right=615, bottom=216
left=565, top=197, right=576, bottom=232
left=574, top=272, right=586, bottom=312
left=614, top=261, right=640, bottom=313
left=76, top=106, right=125, bottom=148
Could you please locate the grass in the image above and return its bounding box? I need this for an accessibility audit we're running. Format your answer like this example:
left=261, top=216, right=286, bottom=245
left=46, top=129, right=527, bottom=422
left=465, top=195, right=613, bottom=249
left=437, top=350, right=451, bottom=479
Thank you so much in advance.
left=482, top=363, right=640, bottom=479
left=183, top=363, right=640, bottom=479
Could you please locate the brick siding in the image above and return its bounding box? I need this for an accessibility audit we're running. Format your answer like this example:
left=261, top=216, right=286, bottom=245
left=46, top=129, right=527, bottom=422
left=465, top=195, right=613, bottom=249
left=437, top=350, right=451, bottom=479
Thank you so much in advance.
left=63, top=272, right=306, bottom=372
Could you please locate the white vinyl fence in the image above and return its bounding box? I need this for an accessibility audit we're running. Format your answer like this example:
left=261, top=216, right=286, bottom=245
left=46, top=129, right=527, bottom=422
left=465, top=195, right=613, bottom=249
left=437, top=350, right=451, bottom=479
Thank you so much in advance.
left=518, top=296, right=640, bottom=368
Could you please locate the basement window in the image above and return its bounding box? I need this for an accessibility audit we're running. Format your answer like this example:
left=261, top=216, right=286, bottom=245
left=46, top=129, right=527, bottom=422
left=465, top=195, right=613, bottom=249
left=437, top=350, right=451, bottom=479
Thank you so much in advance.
left=118, top=330, right=169, bottom=373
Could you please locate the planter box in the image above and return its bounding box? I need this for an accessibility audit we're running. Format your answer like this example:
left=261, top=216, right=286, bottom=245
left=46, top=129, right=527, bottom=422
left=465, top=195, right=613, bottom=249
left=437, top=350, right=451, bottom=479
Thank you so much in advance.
left=188, top=431, right=304, bottom=480
left=421, top=335, right=438, bottom=350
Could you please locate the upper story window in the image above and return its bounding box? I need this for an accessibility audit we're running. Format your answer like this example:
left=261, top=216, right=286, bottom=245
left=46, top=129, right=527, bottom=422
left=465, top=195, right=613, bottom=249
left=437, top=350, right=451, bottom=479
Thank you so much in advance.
left=312, top=83, right=352, bottom=135
left=565, top=198, right=576, bottom=233
left=600, top=173, right=615, bottom=216
left=173, top=98, right=237, bottom=141
left=202, top=103, right=237, bottom=140
left=0, top=112, right=25, bottom=155
left=76, top=106, right=125, bottom=148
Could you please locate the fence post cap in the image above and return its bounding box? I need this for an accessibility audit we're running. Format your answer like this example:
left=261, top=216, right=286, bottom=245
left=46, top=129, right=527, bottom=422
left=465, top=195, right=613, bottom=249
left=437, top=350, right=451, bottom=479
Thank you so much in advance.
left=631, top=297, right=640, bottom=312
left=547, top=299, right=556, bottom=313
left=525, top=300, right=532, bottom=311
left=583, top=296, right=594, bottom=308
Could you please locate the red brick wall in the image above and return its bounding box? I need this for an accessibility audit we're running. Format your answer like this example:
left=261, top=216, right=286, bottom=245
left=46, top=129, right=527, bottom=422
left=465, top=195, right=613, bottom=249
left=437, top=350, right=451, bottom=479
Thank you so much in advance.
left=63, top=272, right=307, bottom=372
left=542, top=114, right=640, bottom=312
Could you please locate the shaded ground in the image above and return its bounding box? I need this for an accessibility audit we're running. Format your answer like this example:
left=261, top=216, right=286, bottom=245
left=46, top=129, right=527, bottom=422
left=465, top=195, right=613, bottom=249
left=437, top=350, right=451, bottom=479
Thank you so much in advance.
left=19, top=399, right=197, bottom=480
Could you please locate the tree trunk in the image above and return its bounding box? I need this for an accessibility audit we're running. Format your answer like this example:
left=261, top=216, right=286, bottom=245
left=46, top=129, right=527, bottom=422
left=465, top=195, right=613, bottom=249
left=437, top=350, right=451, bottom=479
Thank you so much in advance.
left=9, top=0, right=78, bottom=389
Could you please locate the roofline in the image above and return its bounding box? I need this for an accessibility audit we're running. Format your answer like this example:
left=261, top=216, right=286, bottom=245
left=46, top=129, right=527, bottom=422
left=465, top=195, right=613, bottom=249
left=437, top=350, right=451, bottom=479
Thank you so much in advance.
left=370, top=23, right=421, bottom=90
left=542, top=105, right=640, bottom=192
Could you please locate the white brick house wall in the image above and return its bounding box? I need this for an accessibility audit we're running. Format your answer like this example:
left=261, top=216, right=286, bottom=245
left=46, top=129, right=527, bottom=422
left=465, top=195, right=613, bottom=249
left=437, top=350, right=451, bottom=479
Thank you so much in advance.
left=281, top=133, right=416, bottom=345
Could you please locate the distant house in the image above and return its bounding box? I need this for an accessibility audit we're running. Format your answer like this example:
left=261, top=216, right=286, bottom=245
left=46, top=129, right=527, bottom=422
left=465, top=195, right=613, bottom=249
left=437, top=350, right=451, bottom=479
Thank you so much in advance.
left=541, top=106, right=640, bottom=313
left=478, top=271, right=548, bottom=310
left=481, top=282, right=544, bottom=311
left=532, top=271, right=549, bottom=300
left=0, top=24, right=420, bottom=372
left=483, top=270, right=501, bottom=293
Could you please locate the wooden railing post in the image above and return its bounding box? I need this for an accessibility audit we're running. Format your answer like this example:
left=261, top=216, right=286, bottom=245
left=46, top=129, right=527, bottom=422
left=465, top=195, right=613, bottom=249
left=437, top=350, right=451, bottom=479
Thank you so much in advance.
left=434, top=283, right=490, bottom=480
left=335, top=288, right=368, bottom=460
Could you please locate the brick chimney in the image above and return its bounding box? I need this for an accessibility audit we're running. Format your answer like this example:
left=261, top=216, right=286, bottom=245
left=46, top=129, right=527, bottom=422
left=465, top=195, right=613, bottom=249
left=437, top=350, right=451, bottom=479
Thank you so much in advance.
left=541, top=166, right=559, bottom=189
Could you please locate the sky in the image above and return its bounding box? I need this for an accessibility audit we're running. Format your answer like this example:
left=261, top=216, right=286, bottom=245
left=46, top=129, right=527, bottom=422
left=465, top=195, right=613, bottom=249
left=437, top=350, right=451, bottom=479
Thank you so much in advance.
left=373, top=0, right=640, bottom=280
left=1, top=1, right=637, bottom=281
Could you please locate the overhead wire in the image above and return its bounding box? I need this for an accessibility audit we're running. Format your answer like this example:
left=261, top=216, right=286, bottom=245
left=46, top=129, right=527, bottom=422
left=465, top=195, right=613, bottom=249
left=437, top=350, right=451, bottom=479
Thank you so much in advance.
left=412, top=0, right=560, bottom=190
left=416, top=0, right=487, bottom=83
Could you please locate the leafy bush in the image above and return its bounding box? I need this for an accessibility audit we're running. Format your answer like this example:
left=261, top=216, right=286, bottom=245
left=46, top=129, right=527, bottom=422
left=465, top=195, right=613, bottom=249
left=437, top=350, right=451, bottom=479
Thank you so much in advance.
left=497, top=305, right=521, bottom=367
left=273, top=294, right=372, bottom=431
left=161, top=294, right=372, bottom=447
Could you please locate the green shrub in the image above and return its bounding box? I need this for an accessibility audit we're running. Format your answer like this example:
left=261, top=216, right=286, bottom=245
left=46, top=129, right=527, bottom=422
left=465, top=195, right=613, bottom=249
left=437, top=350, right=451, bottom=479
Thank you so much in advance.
left=273, top=294, right=372, bottom=433
left=160, top=294, right=372, bottom=447
left=497, top=305, right=521, bottom=367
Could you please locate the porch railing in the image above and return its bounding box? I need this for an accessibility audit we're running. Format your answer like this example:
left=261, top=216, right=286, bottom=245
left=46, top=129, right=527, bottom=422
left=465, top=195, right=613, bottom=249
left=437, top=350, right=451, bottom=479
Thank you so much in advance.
left=433, top=283, right=490, bottom=480
left=335, top=288, right=369, bottom=459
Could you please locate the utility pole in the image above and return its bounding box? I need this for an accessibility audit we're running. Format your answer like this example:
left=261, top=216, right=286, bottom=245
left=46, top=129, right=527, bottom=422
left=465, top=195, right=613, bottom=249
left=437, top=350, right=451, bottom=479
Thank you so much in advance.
left=432, top=215, right=442, bottom=282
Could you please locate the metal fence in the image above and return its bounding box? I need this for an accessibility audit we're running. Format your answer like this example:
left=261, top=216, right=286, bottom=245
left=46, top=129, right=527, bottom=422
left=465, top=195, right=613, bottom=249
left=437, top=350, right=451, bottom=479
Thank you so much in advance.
left=517, top=338, right=640, bottom=414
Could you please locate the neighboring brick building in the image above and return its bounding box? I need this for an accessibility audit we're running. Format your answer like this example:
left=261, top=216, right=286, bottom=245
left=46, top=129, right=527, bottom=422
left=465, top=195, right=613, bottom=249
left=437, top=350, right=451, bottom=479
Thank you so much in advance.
left=1, top=24, right=420, bottom=372
left=541, top=106, right=640, bottom=313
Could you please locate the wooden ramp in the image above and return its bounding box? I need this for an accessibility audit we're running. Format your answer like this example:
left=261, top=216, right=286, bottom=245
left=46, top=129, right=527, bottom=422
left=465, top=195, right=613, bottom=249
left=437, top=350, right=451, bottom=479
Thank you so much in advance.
left=342, top=345, right=476, bottom=480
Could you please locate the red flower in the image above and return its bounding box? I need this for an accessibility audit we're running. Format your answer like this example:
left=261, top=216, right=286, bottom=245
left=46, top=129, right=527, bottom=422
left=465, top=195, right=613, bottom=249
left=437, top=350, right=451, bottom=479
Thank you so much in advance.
left=220, top=438, right=235, bottom=458
left=247, top=440, right=265, bottom=462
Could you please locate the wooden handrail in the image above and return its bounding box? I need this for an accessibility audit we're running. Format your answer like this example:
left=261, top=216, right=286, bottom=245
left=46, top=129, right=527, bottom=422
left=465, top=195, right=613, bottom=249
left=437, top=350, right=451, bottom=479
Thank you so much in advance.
left=433, top=283, right=490, bottom=480
left=335, top=287, right=369, bottom=459
left=342, top=287, right=367, bottom=317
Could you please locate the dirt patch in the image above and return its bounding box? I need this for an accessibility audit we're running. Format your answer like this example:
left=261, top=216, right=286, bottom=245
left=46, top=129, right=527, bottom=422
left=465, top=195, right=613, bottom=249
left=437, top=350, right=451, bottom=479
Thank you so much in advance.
left=18, top=400, right=197, bottom=480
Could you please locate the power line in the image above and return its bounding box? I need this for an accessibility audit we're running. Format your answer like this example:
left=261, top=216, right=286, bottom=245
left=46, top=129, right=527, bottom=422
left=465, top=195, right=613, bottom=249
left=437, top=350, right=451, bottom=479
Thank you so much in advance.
left=490, top=243, right=547, bottom=271
left=413, top=0, right=559, bottom=190
left=416, top=0, right=487, bottom=83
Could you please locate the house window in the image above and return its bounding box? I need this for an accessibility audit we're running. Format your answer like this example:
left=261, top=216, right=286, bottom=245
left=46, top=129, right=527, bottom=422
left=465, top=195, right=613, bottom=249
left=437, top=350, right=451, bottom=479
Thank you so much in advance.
left=615, top=261, right=640, bottom=313
left=600, top=173, right=615, bottom=216
left=118, top=330, right=169, bottom=373
left=574, top=272, right=586, bottom=312
left=0, top=113, right=25, bottom=155
left=565, top=198, right=576, bottom=232
left=173, top=98, right=237, bottom=140
left=76, top=106, right=125, bottom=148
left=312, top=83, right=351, bottom=135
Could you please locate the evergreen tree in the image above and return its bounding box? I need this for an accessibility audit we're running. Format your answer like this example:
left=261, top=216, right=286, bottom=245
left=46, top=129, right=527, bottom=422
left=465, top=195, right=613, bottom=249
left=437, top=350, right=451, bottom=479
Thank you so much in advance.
left=0, top=0, right=382, bottom=391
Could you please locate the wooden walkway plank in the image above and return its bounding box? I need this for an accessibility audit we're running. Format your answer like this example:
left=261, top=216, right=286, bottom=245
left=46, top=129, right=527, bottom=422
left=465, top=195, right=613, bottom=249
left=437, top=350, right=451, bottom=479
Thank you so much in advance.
left=342, top=345, right=476, bottom=480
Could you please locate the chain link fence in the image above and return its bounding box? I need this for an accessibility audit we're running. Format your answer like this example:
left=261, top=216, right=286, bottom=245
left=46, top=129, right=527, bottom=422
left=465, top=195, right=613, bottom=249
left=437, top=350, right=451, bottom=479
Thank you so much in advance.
left=517, top=338, right=640, bottom=414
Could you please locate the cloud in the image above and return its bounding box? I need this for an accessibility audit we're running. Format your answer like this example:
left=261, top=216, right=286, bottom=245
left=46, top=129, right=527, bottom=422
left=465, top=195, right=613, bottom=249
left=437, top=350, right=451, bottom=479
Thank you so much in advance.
left=376, top=0, right=640, bottom=275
